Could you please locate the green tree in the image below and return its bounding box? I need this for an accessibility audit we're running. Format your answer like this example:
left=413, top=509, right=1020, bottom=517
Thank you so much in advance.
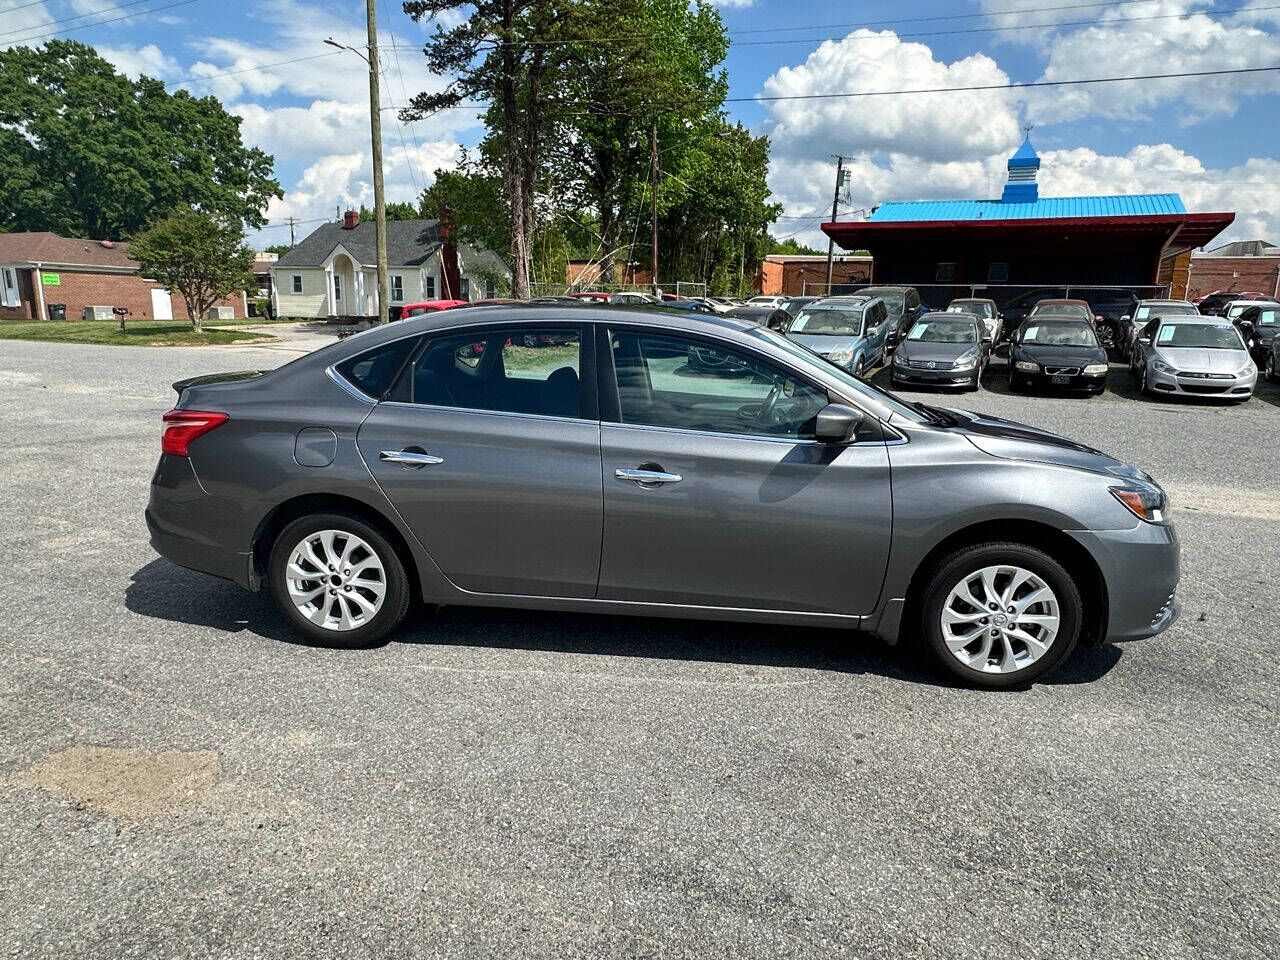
left=357, top=201, right=420, bottom=222
left=129, top=210, right=255, bottom=332
left=263, top=243, right=293, bottom=256
left=765, top=236, right=824, bottom=256
left=0, top=40, right=280, bottom=239
left=401, top=0, right=578, bottom=298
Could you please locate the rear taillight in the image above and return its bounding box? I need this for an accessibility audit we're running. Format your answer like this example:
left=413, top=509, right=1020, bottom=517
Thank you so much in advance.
left=161, top=409, right=228, bottom=456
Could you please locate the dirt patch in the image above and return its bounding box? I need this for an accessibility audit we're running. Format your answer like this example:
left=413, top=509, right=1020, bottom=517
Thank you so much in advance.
left=19, top=746, right=221, bottom=819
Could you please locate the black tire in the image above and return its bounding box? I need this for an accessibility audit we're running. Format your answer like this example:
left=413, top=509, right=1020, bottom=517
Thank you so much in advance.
left=1266, top=353, right=1276, bottom=382
left=268, top=512, right=411, bottom=647
left=918, top=541, right=1082, bottom=689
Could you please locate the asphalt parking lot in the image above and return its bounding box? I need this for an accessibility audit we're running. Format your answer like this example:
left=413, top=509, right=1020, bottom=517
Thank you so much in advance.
left=2, top=337, right=1278, bottom=958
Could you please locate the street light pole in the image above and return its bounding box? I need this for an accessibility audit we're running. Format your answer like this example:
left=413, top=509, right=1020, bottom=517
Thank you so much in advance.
left=326, top=9, right=388, bottom=326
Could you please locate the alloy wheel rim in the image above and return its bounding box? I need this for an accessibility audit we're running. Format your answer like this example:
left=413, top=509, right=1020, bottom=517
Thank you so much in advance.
left=286, top=529, right=386, bottom=631
left=940, top=564, right=1060, bottom=674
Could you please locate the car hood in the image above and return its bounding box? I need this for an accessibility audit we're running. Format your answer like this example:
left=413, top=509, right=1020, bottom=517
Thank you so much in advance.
left=1015, top=343, right=1107, bottom=366
left=1156, top=347, right=1247, bottom=372
left=789, top=333, right=860, bottom=354
left=931, top=406, right=1152, bottom=483
left=897, top=341, right=976, bottom=362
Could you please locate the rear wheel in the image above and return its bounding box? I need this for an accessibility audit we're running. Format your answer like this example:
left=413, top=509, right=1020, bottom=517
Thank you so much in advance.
left=268, top=513, right=411, bottom=647
left=919, top=542, right=1082, bottom=689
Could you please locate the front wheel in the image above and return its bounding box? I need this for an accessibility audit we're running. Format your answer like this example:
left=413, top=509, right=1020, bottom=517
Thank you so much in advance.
left=919, top=542, right=1082, bottom=688
left=1266, top=353, right=1276, bottom=382
left=268, top=513, right=411, bottom=647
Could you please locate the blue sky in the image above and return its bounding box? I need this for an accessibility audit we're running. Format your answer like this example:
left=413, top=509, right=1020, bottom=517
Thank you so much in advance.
left=5, top=0, right=1280, bottom=251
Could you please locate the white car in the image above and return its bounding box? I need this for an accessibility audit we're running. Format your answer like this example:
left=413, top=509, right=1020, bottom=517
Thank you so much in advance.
left=1223, top=299, right=1279, bottom=322
left=1129, top=315, right=1256, bottom=402
left=747, top=296, right=786, bottom=309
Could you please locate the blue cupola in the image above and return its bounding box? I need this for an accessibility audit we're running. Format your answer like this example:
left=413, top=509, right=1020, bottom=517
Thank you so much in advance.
left=1001, top=136, right=1041, bottom=204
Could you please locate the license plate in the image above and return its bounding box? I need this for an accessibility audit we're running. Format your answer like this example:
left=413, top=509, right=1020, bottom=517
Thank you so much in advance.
left=1051, top=375, right=1070, bottom=384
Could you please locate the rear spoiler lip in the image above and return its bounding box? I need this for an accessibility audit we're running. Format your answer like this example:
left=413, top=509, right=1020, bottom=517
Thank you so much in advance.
left=171, top=370, right=267, bottom=397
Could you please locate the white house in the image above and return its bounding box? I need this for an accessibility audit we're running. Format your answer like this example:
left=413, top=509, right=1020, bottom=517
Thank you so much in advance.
left=271, top=211, right=511, bottom=318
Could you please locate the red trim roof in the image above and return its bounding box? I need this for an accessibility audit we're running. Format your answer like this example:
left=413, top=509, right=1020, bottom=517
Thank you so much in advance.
left=822, top=212, right=1234, bottom=253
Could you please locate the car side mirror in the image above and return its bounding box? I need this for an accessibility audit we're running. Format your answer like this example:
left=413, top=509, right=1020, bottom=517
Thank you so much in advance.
left=1121, top=315, right=1131, bottom=322
left=994, top=342, right=1010, bottom=356
left=1239, top=319, right=1254, bottom=333
left=1137, top=335, right=1151, bottom=345
left=815, top=403, right=865, bottom=444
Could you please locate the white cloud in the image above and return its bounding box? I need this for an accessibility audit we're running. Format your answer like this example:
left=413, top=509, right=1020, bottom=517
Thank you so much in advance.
left=69, top=0, right=121, bottom=15
left=98, top=43, right=181, bottom=80
left=0, top=1, right=53, bottom=50
left=762, top=30, right=1021, bottom=162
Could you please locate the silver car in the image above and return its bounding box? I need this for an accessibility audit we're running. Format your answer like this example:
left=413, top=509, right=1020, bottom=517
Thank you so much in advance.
left=1129, top=315, right=1257, bottom=401
left=148, top=306, right=1180, bottom=689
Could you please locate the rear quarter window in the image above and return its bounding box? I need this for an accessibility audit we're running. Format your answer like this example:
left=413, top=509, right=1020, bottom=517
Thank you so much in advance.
left=334, top=336, right=419, bottom=398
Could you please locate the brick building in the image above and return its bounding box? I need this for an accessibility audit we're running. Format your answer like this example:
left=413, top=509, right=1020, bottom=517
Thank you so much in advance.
left=1185, top=240, right=1280, bottom=301
left=0, top=231, right=246, bottom=322
left=757, top=254, right=873, bottom=296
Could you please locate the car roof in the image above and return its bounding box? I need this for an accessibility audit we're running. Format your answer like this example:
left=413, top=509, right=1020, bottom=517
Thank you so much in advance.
left=1034, top=299, right=1089, bottom=306
left=1025, top=316, right=1092, bottom=326
left=1137, top=299, right=1193, bottom=306
left=949, top=298, right=994, bottom=304
left=1154, top=314, right=1232, bottom=325
left=930, top=310, right=982, bottom=320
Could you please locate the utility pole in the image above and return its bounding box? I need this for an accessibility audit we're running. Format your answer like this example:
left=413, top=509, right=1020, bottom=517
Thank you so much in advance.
left=326, top=9, right=388, bottom=325
left=287, top=217, right=296, bottom=247
left=825, top=155, right=849, bottom=297
left=649, top=124, right=659, bottom=297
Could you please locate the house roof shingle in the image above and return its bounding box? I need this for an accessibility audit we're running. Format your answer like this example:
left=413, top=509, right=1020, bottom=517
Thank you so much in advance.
left=0, top=231, right=139, bottom=269
left=275, top=219, right=446, bottom=268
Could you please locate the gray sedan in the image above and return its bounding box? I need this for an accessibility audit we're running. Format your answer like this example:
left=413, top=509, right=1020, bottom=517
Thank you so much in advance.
left=1129, top=315, right=1257, bottom=401
left=149, top=306, right=1179, bottom=689
left=890, top=314, right=987, bottom=391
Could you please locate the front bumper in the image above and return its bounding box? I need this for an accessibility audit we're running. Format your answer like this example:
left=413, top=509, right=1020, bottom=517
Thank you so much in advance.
left=1069, top=520, right=1181, bottom=643
left=1013, top=368, right=1108, bottom=391
left=1147, top=366, right=1255, bottom=398
left=891, top=364, right=980, bottom=387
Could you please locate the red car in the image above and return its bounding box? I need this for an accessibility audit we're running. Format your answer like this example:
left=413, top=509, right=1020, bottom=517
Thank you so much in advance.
left=569, top=291, right=612, bottom=302
left=400, top=299, right=467, bottom=318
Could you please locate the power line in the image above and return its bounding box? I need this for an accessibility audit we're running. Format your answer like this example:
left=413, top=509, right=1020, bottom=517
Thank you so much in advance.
left=727, top=2, right=1280, bottom=48
left=3, top=0, right=201, bottom=46
left=164, top=52, right=344, bottom=90
left=728, top=65, right=1280, bottom=104
left=0, top=0, right=171, bottom=41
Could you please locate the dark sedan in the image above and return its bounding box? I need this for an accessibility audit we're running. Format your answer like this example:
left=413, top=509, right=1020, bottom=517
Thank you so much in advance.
left=729, top=305, right=792, bottom=331
left=1235, top=303, right=1280, bottom=367
left=1004, top=318, right=1110, bottom=395
left=890, top=314, right=986, bottom=391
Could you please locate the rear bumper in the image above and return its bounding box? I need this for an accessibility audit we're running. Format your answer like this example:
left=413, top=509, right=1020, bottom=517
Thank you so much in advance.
left=1068, top=521, right=1181, bottom=643
left=147, top=455, right=255, bottom=589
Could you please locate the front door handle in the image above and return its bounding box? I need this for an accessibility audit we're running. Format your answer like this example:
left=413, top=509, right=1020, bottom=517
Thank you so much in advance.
left=615, top=467, right=682, bottom=486
left=380, top=449, right=444, bottom=467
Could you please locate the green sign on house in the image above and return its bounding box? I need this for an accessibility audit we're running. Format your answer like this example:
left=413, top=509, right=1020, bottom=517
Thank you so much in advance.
left=41, top=272, right=60, bottom=286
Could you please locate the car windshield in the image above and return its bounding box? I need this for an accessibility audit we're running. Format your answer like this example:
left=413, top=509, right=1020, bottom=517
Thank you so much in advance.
left=907, top=318, right=978, bottom=343
left=1134, top=303, right=1198, bottom=320
left=1255, top=308, right=1279, bottom=326
left=947, top=302, right=992, bottom=318
left=745, top=326, right=928, bottom=423
left=1022, top=323, right=1098, bottom=347
left=1032, top=305, right=1090, bottom=321
left=789, top=307, right=863, bottom=336
left=1156, top=323, right=1244, bottom=349
left=873, top=293, right=904, bottom=312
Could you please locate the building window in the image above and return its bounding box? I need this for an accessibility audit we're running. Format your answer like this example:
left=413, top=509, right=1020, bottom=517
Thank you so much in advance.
left=987, top=262, right=1009, bottom=283
left=1, top=267, right=19, bottom=308
left=333, top=274, right=342, bottom=301
left=460, top=277, right=470, bottom=299
left=485, top=279, right=495, bottom=299
left=291, top=274, right=303, bottom=294
left=391, top=275, right=403, bottom=302
left=935, top=262, right=957, bottom=282
left=424, top=275, right=435, bottom=299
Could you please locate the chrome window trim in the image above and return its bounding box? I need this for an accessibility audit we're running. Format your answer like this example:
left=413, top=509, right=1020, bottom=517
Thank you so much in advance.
left=326, top=365, right=377, bottom=404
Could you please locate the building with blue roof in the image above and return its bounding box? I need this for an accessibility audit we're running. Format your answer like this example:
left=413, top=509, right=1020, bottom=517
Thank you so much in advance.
left=821, top=138, right=1233, bottom=303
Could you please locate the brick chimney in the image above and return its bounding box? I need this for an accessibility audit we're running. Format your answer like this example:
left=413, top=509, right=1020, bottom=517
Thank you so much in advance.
left=438, top=203, right=462, bottom=300
left=342, top=209, right=360, bottom=229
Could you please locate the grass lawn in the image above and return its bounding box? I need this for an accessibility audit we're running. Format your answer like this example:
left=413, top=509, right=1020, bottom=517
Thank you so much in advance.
left=0, top=320, right=279, bottom=347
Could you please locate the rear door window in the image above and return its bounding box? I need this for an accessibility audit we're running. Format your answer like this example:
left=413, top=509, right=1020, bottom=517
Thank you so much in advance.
left=334, top=336, right=420, bottom=399
left=392, top=327, right=585, bottom=419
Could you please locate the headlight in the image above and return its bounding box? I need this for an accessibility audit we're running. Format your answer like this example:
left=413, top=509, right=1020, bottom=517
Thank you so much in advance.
left=1237, top=361, right=1256, bottom=376
left=1083, top=363, right=1109, bottom=376
left=1014, top=360, right=1039, bottom=372
left=953, top=348, right=980, bottom=369
left=893, top=351, right=908, bottom=366
left=1111, top=482, right=1168, bottom=523
left=827, top=347, right=854, bottom=364
left=1152, top=359, right=1178, bottom=374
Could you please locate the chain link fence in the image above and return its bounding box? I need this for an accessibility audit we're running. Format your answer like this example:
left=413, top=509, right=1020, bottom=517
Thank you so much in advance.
left=527, top=281, right=710, bottom=299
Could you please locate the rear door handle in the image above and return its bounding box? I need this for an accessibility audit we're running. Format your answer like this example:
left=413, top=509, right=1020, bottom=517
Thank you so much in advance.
left=615, top=467, right=682, bottom=485
left=380, top=449, right=444, bottom=467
